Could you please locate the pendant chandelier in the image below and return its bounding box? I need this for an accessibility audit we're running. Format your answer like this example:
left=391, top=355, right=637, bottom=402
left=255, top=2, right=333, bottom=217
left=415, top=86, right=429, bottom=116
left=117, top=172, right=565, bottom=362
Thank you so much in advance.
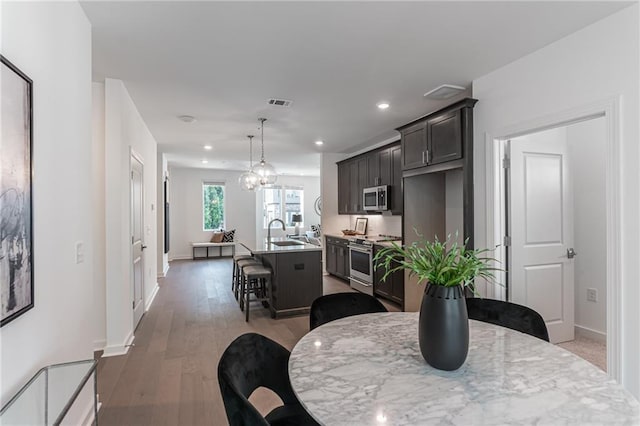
left=238, top=135, right=261, bottom=191
left=254, top=118, right=277, bottom=186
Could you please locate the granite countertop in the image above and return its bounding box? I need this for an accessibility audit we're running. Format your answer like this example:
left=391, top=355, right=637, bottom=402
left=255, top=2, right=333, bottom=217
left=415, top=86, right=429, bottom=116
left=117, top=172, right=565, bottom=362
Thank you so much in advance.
left=240, top=237, right=322, bottom=254
left=324, top=234, right=403, bottom=249
left=324, top=233, right=356, bottom=240
left=289, top=312, right=639, bottom=425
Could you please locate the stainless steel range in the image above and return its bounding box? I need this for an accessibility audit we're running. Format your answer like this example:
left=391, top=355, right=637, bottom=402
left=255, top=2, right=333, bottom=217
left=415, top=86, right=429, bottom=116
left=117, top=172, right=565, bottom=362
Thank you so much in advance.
left=348, top=235, right=402, bottom=295
left=348, top=238, right=374, bottom=295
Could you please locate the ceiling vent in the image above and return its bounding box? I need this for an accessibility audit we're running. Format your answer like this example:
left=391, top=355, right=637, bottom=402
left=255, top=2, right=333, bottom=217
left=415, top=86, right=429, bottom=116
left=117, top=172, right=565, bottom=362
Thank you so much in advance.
left=423, top=84, right=466, bottom=100
left=268, top=98, right=293, bottom=107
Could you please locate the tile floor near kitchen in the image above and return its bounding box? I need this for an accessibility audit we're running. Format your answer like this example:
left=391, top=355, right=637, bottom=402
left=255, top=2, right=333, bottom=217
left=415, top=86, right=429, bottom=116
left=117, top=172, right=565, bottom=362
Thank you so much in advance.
left=95, top=258, right=605, bottom=426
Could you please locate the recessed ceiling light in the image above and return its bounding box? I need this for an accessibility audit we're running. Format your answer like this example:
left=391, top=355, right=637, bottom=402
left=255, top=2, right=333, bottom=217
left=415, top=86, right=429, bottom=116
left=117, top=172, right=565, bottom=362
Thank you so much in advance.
left=178, top=115, right=196, bottom=123
left=204, top=145, right=212, bottom=150
left=377, top=102, right=390, bottom=110
left=201, top=159, right=208, bottom=164
left=315, top=140, right=324, bottom=146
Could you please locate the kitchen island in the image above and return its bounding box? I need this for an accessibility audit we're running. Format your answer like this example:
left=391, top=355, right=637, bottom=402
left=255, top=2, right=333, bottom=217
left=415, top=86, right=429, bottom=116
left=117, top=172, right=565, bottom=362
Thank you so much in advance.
left=241, top=238, right=323, bottom=319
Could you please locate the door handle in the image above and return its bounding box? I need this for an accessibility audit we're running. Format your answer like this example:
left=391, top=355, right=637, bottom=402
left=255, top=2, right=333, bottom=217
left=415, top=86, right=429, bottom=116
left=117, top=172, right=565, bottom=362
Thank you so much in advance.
left=567, top=248, right=577, bottom=259
left=142, top=245, right=148, bottom=251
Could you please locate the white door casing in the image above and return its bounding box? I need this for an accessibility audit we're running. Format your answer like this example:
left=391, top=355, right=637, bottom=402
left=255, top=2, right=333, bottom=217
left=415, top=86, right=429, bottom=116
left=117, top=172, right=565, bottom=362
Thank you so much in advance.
left=484, top=99, right=619, bottom=381
left=508, top=127, right=575, bottom=343
left=131, top=154, right=145, bottom=329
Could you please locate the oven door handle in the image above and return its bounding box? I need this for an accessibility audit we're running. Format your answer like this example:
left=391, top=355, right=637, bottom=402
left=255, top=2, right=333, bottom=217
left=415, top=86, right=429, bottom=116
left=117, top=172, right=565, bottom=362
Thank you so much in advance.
left=348, top=245, right=372, bottom=254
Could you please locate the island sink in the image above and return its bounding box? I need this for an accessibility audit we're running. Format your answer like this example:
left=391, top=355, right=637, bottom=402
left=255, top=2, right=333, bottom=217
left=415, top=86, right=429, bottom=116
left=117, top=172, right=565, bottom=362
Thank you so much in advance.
left=270, top=240, right=305, bottom=247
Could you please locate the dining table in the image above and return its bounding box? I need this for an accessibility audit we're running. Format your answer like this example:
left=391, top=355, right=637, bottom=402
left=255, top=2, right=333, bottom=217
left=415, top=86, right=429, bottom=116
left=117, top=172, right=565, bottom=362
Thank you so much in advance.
left=289, top=312, right=639, bottom=425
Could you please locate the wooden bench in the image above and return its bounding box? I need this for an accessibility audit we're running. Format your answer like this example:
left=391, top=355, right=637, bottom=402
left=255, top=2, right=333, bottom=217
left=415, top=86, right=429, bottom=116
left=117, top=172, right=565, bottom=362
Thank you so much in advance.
left=191, top=242, right=236, bottom=259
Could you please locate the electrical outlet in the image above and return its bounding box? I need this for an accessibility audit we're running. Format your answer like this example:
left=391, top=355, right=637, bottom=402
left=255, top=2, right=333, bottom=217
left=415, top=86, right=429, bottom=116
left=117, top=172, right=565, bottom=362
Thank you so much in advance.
left=587, top=288, right=598, bottom=302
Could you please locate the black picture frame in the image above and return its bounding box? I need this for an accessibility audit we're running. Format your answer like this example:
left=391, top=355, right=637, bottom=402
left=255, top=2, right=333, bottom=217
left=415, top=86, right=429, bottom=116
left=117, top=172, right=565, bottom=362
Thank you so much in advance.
left=1, top=55, right=34, bottom=327
left=355, top=217, right=368, bottom=235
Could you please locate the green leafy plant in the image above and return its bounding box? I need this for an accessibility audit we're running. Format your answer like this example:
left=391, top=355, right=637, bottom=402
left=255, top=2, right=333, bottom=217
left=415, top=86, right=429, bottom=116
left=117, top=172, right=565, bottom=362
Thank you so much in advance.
left=373, top=231, right=501, bottom=294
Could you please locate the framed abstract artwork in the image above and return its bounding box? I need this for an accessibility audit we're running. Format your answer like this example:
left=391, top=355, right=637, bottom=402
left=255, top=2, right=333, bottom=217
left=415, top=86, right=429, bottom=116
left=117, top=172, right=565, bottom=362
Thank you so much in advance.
left=1, top=55, right=34, bottom=327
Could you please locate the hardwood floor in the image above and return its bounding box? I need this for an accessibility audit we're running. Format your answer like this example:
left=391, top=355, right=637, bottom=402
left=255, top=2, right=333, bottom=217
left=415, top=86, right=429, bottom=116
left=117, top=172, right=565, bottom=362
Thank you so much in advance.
left=96, top=258, right=399, bottom=425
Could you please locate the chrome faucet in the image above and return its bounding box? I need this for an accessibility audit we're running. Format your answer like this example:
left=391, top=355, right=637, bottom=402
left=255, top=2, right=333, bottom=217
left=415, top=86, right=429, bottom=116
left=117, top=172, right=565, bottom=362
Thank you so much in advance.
left=267, top=218, right=286, bottom=243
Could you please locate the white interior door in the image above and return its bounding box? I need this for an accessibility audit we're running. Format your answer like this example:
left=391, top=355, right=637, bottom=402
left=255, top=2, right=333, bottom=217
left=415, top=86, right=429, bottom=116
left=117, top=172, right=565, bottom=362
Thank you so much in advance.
left=131, top=155, right=145, bottom=329
left=508, top=128, right=575, bottom=343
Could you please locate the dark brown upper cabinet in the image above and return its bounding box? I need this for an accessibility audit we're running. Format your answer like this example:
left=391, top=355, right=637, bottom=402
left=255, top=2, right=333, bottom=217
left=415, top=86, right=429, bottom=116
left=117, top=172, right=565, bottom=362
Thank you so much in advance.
left=367, top=153, right=380, bottom=187
left=337, top=161, right=349, bottom=214
left=390, top=145, right=402, bottom=215
left=367, top=148, right=392, bottom=187
left=398, top=98, right=477, bottom=172
left=336, top=141, right=402, bottom=215
left=428, top=109, right=462, bottom=165
left=400, top=121, right=427, bottom=170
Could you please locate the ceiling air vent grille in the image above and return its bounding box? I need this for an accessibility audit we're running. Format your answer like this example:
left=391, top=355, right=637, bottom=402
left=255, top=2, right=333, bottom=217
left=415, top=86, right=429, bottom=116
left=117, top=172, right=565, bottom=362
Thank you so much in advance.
left=423, top=84, right=466, bottom=100
left=268, top=98, right=293, bottom=107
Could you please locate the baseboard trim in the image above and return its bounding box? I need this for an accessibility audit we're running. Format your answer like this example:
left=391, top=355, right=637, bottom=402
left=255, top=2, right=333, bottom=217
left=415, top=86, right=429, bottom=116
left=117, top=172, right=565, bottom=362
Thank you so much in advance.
left=575, top=324, right=606, bottom=344
left=157, top=263, right=170, bottom=278
left=102, top=331, right=134, bottom=357
left=93, top=339, right=106, bottom=352
left=169, top=255, right=192, bottom=261
left=145, top=282, right=159, bottom=311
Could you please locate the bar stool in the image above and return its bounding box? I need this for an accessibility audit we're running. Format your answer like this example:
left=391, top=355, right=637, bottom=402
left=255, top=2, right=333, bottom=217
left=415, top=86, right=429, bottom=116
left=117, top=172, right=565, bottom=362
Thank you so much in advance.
left=232, top=254, right=253, bottom=296
left=241, top=265, right=272, bottom=322
left=235, top=258, right=261, bottom=301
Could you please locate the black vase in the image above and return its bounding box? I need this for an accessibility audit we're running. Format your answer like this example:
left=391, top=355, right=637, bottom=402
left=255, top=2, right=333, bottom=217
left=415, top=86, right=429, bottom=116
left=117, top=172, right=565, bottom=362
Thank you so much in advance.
left=418, top=283, right=469, bottom=371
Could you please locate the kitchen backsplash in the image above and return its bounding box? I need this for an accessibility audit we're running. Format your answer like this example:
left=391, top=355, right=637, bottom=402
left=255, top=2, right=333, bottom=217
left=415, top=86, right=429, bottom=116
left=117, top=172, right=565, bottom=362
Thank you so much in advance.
left=350, top=214, right=402, bottom=237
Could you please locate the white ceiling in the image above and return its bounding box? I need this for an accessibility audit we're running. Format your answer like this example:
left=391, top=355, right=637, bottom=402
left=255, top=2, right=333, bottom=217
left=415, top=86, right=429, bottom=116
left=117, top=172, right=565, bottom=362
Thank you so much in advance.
left=81, top=1, right=631, bottom=176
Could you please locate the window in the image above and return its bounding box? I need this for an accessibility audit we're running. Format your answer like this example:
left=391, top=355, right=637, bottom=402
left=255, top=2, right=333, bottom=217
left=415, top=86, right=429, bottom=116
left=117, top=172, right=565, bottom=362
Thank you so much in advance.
left=203, top=183, right=225, bottom=231
left=263, top=186, right=303, bottom=228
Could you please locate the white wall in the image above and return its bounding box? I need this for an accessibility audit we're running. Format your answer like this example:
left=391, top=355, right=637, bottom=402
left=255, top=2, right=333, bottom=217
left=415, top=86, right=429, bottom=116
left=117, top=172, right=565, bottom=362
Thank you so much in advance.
left=568, top=117, right=607, bottom=339
left=0, top=1, right=95, bottom=419
left=472, top=4, right=639, bottom=396
left=169, top=168, right=256, bottom=260
left=320, top=153, right=351, bottom=273
left=346, top=214, right=401, bottom=238
left=255, top=176, right=321, bottom=242
left=101, top=78, right=158, bottom=356
left=157, top=153, right=169, bottom=277
left=92, top=83, right=107, bottom=351
left=320, top=153, right=350, bottom=236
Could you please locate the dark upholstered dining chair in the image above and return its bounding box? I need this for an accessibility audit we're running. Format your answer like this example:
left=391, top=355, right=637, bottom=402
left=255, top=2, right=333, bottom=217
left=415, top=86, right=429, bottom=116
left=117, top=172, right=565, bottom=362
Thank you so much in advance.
left=217, top=333, right=319, bottom=426
left=309, top=292, right=388, bottom=330
left=466, top=297, right=550, bottom=342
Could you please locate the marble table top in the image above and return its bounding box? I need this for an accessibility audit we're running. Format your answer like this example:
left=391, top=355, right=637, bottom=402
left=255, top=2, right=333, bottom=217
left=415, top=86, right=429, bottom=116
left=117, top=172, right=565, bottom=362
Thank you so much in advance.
left=289, top=312, right=639, bottom=425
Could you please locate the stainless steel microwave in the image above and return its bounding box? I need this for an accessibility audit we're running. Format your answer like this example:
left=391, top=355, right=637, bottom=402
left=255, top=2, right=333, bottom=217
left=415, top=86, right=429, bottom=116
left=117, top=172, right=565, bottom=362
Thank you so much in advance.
left=363, top=185, right=389, bottom=211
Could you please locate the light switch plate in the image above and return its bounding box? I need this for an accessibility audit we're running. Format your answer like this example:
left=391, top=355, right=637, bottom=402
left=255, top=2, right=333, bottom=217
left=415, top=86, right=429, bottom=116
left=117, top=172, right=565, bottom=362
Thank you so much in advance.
left=75, top=241, right=84, bottom=264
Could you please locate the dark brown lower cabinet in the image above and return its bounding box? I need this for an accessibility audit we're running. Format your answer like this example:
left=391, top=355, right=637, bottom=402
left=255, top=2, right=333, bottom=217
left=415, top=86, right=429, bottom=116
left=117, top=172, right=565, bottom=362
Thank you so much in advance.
left=373, top=244, right=404, bottom=306
left=325, top=236, right=350, bottom=281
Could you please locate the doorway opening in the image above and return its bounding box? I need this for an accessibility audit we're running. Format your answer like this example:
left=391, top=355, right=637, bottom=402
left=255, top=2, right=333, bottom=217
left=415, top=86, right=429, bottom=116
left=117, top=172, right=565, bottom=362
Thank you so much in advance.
left=131, top=152, right=145, bottom=330
left=488, top=103, right=619, bottom=377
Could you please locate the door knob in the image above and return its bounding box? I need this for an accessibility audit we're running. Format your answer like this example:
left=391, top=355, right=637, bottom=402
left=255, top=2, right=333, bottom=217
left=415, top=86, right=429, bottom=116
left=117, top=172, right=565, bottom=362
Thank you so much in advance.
left=567, top=248, right=577, bottom=259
